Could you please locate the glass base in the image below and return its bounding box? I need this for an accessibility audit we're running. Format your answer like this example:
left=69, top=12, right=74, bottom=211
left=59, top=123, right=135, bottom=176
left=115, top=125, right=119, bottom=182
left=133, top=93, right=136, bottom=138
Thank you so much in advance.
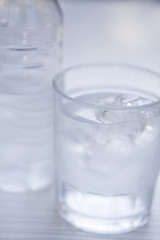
left=58, top=181, right=153, bottom=234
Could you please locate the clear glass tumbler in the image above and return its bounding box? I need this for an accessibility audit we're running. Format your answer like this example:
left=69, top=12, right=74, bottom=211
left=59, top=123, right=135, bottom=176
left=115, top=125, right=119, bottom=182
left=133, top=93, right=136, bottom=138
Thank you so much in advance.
left=53, top=63, right=160, bottom=234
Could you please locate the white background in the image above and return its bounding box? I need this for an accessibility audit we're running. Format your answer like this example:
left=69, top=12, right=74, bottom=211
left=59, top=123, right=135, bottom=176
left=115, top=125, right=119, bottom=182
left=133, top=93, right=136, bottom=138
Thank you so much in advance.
left=60, top=0, right=160, bottom=72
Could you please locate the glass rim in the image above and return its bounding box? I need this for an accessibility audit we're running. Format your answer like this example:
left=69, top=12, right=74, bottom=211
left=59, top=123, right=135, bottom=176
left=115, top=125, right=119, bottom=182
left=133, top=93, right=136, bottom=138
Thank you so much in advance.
left=53, top=62, right=160, bottom=111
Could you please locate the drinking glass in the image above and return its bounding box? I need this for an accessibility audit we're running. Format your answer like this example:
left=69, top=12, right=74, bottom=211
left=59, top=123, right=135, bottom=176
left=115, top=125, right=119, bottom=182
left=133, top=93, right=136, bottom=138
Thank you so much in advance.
left=53, top=63, right=160, bottom=234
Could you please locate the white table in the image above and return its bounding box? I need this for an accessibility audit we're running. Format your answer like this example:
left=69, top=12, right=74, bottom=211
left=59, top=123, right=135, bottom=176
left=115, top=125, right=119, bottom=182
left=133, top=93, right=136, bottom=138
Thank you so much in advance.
left=0, top=180, right=160, bottom=240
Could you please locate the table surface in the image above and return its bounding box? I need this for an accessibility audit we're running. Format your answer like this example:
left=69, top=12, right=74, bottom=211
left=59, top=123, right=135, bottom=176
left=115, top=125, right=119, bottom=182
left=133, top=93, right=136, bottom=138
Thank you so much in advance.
left=1, top=1, right=160, bottom=239
left=0, top=180, right=160, bottom=240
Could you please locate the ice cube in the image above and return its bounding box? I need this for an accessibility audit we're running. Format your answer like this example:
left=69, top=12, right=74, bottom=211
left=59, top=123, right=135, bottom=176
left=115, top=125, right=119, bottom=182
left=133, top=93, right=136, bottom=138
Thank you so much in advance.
left=123, top=96, right=153, bottom=106
left=95, top=92, right=150, bottom=135
left=140, top=110, right=155, bottom=119
left=135, top=125, right=158, bottom=147
left=75, top=107, right=101, bottom=123
left=97, top=93, right=122, bottom=106
left=97, top=93, right=154, bottom=107
left=96, top=120, right=144, bottom=142
left=85, top=136, right=133, bottom=175
left=96, top=109, right=140, bottom=124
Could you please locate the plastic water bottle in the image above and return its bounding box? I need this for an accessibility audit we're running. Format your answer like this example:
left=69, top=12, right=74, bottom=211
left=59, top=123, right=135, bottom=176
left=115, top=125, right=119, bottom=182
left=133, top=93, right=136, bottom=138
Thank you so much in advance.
left=0, top=0, right=63, bottom=192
